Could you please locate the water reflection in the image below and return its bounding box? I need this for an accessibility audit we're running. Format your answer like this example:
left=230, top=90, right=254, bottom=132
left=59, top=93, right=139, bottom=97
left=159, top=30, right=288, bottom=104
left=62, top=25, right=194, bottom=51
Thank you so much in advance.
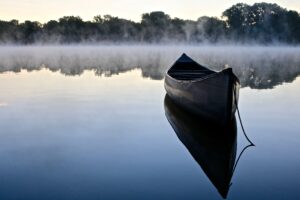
left=0, top=46, right=300, bottom=89
left=164, top=95, right=238, bottom=198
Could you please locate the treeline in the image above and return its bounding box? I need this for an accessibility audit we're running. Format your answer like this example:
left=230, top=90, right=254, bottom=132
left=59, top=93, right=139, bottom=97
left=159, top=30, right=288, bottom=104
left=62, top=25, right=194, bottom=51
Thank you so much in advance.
left=0, top=2, right=300, bottom=44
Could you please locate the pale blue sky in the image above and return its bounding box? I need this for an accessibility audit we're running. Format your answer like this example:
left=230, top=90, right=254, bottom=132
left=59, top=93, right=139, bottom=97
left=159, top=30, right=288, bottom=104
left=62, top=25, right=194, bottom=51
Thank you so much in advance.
left=0, top=0, right=299, bottom=22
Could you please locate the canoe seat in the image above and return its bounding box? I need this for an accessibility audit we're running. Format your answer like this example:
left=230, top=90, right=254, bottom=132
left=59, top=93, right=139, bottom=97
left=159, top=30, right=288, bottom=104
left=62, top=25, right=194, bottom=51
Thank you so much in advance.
left=169, top=70, right=215, bottom=80
left=167, top=53, right=216, bottom=80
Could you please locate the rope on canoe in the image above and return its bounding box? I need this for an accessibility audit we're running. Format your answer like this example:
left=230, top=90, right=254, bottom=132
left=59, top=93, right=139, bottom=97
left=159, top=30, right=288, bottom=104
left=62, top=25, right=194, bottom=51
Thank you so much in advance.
left=231, top=144, right=253, bottom=179
left=228, top=88, right=255, bottom=188
left=234, top=89, right=255, bottom=146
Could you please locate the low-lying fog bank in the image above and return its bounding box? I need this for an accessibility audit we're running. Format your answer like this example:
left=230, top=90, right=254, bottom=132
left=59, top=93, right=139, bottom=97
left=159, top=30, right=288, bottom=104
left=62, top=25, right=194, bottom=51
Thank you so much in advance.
left=0, top=45, right=300, bottom=89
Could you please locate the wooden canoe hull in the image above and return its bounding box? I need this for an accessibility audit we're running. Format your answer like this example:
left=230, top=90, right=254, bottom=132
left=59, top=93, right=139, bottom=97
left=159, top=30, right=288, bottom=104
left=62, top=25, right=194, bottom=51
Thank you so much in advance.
left=164, top=68, right=240, bottom=125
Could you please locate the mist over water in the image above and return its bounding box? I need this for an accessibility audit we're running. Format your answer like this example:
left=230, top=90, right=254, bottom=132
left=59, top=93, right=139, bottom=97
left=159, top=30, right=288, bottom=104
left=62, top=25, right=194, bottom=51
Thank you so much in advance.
left=1, top=45, right=300, bottom=89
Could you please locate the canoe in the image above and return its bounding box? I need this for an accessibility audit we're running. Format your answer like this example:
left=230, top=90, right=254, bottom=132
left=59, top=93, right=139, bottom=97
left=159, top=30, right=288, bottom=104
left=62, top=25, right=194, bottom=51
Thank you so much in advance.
left=164, top=53, right=240, bottom=125
left=164, top=95, right=237, bottom=198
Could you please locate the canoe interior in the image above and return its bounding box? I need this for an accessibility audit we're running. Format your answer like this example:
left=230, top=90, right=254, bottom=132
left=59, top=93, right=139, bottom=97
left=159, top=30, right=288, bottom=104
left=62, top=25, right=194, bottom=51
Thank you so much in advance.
left=168, top=53, right=216, bottom=80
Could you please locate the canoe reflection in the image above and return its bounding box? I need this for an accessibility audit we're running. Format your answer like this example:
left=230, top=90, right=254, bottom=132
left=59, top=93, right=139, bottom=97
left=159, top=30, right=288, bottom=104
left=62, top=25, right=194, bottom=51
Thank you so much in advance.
left=164, top=94, right=237, bottom=199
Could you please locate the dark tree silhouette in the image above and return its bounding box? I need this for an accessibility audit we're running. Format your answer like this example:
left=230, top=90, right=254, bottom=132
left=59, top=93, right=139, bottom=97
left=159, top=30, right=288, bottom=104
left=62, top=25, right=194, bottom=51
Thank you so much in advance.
left=222, top=3, right=300, bottom=43
left=194, top=16, right=227, bottom=42
left=141, top=11, right=172, bottom=42
left=0, top=2, right=299, bottom=44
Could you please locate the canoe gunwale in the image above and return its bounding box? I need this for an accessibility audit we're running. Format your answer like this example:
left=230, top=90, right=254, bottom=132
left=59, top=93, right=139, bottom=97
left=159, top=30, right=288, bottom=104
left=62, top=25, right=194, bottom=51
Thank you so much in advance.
left=165, top=68, right=239, bottom=84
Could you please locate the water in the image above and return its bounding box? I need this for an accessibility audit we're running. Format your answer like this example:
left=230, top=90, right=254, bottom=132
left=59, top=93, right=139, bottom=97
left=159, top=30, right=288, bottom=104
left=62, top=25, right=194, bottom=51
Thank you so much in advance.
left=0, top=46, right=300, bottom=199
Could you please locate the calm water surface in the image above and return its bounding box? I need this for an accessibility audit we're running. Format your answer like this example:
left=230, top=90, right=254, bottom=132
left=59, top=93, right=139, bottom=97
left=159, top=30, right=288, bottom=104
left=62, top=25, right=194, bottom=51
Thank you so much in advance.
left=0, top=46, right=300, bottom=199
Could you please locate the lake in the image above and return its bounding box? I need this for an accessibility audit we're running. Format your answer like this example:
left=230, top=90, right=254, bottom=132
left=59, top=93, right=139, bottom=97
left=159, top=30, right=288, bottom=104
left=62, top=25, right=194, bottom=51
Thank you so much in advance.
left=0, top=45, right=300, bottom=200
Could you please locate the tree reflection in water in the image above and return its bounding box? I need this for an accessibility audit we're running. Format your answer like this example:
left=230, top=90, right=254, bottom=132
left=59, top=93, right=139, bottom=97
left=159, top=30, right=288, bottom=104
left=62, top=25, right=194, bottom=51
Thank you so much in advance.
left=0, top=46, right=299, bottom=89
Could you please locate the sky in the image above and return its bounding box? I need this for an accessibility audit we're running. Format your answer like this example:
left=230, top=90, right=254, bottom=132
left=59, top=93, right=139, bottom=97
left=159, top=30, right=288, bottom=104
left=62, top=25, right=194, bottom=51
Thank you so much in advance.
left=0, top=0, right=299, bottom=23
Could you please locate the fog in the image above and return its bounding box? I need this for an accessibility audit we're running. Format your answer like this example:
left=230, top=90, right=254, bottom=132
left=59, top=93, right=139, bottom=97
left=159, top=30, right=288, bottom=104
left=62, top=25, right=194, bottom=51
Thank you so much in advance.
left=0, top=45, right=300, bottom=89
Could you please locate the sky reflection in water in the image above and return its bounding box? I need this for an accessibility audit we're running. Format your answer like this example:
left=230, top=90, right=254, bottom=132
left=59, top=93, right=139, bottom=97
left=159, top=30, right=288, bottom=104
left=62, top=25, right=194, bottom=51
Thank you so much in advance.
left=0, top=49, right=300, bottom=199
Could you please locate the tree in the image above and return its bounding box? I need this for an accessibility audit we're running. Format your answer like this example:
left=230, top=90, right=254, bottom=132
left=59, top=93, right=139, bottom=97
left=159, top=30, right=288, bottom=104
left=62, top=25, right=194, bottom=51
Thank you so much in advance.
left=141, top=11, right=171, bottom=42
left=19, top=21, right=42, bottom=43
left=222, top=2, right=300, bottom=43
left=194, top=16, right=226, bottom=43
left=0, top=2, right=300, bottom=44
left=58, top=16, right=86, bottom=42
